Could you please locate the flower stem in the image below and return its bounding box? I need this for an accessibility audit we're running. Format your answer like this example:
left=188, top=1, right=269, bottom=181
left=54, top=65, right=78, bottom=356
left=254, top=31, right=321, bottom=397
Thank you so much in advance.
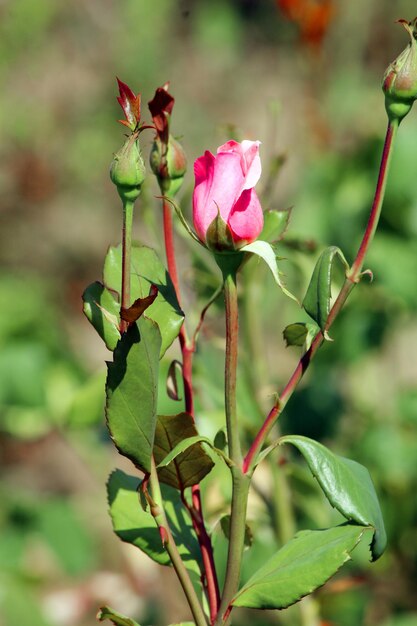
left=223, top=271, right=242, bottom=466
left=120, top=199, right=134, bottom=333
left=163, top=198, right=181, bottom=300
left=215, top=468, right=250, bottom=626
left=349, top=119, right=398, bottom=278
left=162, top=198, right=220, bottom=623
left=243, top=118, right=399, bottom=473
left=214, top=270, right=250, bottom=626
left=149, top=457, right=208, bottom=626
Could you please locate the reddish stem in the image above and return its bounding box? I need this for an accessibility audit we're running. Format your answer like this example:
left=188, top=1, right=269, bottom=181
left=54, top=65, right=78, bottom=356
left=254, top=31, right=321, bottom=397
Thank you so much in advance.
left=243, top=119, right=398, bottom=474
left=163, top=198, right=181, bottom=301
left=162, top=197, right=220, bottom=622
left=349, top=120, right=397, bottom=277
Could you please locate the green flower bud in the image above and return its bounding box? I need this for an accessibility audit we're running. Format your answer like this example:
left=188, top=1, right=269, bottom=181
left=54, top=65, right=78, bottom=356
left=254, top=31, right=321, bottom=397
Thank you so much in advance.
left=383, top=18, right=417, bottom=123
left=205, top=211, right=236, bottom=252
left=150, top=135, right=187, bottom=197
left=110, top=132, right=146, bottom=203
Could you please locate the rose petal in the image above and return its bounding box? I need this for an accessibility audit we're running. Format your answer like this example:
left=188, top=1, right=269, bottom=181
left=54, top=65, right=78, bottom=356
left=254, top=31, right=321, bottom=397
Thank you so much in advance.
left=228, top=188, right=264, bottom=244
left=193, top=151, right=245, bottom=240
left=239, top=140, right=262, bottom=189
left=193, top=151, right=215, bottom=241
left=194, top=151, right=214, bottom=185
left=218, top=140, right=261, bottom=190
left=217, top=140, right=240, bottom=154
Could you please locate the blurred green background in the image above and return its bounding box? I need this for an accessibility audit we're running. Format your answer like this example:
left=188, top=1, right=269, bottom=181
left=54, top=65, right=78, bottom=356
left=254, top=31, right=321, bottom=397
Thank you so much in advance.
left=1, top=1, right=417, bottom=625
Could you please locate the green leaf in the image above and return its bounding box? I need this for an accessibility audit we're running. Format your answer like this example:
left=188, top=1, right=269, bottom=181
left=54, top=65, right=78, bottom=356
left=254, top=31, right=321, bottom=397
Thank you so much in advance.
left=82, top=281, right=121, bottom=350
left=260, top=208, right=291, bottom=243
left=106, top=319, right=161, bottom=473
left=157, top=435, right=232, bottom=469
left=280, top=435, right=386, bottom=560
left=168, top=623, right=195, bottom=625
left=302, top=246, right=349, bottom=333
left=213, top=429, right=227, bottom=451
left=283, top=322, right=319, bottom=349
left=103, top=244, right=184, bottom=356
left=154, top=413, right=214, bottom=489
left=240, top=240, right=298, bottom=302
left=97, top=605, right=141, bottom=626
left=232, top=524, right=369, bottom=609
left=107, top=469, right=201, bottom=575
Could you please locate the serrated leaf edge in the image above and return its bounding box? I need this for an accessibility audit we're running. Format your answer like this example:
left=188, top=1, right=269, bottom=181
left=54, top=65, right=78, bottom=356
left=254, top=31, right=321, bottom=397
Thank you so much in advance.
left=232, top=525, right=369, bottom=609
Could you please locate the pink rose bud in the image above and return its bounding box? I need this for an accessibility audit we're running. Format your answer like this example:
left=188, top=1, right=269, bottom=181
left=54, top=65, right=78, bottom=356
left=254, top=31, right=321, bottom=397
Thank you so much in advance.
left=193, top=140, right=264, bottom=251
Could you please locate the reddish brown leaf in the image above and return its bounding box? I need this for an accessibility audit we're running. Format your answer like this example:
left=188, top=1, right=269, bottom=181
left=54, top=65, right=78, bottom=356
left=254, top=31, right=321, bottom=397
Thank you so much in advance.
left=121, top=284, right=158, bottom=324
left=148, top=84, right=175, bottom=144
left=116, top=77, right=141, bottom=130
left=153, top=413, right=214, bottom=490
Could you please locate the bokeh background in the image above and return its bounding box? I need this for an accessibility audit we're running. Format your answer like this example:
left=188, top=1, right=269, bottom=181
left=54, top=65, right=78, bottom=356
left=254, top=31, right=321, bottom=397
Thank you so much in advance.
left=1, top=1, right=417, bottom=625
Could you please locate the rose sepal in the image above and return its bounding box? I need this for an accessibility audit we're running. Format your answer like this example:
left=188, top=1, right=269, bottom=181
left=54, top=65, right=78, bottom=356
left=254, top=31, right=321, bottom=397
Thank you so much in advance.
left=160, top=196, right=203, bottom=246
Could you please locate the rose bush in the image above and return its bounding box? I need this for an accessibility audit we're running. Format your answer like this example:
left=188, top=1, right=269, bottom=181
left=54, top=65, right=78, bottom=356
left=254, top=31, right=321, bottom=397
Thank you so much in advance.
left=193, top=140, right=264, bottom=250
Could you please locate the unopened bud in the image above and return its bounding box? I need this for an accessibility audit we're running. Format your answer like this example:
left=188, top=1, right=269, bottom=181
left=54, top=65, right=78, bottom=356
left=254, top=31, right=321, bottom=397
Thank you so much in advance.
left=150, top=135, right=187, bottom=197
left=383, top=18, right=417, bottom=122
left=110, top=132, right=146, bottom=203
